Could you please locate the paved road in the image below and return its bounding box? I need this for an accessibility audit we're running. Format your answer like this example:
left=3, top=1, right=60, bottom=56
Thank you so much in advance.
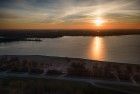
left=0, top=72, right=139, bottom=94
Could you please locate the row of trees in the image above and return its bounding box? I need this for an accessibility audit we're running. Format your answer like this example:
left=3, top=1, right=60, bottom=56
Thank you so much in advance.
left=0, top=56, right=56, bottom=75
left=0, top=56, right=140, bottom=83
left=67, top=62, right=140, bottom=83
left=0, top=57, right=39, bottom=74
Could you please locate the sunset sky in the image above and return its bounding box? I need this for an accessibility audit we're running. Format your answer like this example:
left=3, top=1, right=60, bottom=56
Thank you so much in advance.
left=0, top=0, right=140, bottom=29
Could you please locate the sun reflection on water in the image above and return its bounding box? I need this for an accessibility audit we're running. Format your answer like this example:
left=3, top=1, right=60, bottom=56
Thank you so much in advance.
left=88, top=36, right=106, bottom=61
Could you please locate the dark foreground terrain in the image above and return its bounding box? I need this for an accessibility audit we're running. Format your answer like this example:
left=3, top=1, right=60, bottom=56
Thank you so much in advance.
left=0, top=29, right=140, bottom=42
left=0, top=77, right=129, bottom=94
left=0, top=55, right=140, bottom=94
left=0, top=55, right=140, bottom=82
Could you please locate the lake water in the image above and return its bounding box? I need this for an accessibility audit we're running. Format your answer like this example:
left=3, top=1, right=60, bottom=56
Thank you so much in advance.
left=0, top=35, right=140, bottom=64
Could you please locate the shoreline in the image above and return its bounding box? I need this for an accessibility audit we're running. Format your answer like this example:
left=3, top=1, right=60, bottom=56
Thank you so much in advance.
left=0, top=29, right=140, bottom=39
left=0, top=34, right=140, bottom=43
left=0, top=55, right=139, bottom=65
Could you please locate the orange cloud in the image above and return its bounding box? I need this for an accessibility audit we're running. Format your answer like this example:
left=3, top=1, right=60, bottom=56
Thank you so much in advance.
left=0, top=22, right=139, bottom=30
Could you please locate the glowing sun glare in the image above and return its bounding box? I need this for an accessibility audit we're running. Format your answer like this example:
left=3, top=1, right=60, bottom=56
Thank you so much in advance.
left=94, top=18, right=105, bottom=26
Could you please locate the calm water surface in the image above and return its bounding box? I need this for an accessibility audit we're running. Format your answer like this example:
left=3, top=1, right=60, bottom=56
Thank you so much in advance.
left=0, top=35, right=140, bottom=64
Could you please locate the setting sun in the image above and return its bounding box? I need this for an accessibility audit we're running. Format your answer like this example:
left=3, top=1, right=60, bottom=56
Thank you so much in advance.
left=94, top=18, right=105, bottom=26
